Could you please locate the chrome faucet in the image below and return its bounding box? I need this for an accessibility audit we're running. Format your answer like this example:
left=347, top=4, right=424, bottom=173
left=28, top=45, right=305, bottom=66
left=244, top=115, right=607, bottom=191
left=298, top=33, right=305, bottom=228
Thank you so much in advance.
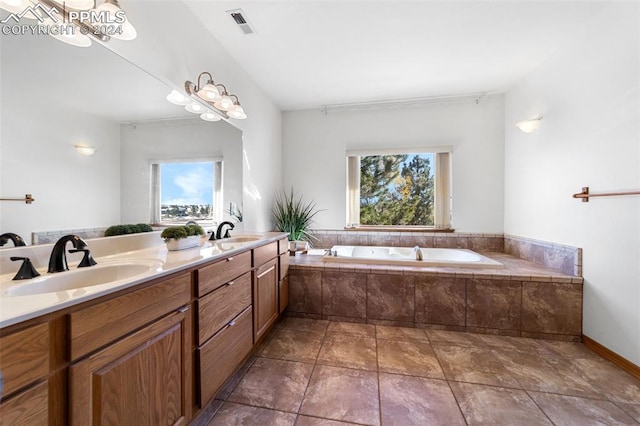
left=413, top=246, right=423, bottom=261
left=0, top=232, right=26, bottom=247
left=48, top=235, right=95, bottom=273
left=211, top=221, right=235, bottom=240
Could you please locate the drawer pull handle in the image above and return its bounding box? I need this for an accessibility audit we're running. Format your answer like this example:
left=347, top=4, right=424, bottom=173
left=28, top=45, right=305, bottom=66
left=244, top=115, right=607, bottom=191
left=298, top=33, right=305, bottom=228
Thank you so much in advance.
left=226, top=257, right=234, bottom=262
left=227, top=320, right=236, bottom=327
left=176, top=306, right=189, bottom=313
left=227, top=280, right=235, bottom=286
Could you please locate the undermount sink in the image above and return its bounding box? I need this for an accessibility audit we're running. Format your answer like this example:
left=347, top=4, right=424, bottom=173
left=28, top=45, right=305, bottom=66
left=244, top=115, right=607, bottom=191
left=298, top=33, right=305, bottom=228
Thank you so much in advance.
left=219, top=235, right=263, bottom=243
left=5, top=260, right=163, bottom=297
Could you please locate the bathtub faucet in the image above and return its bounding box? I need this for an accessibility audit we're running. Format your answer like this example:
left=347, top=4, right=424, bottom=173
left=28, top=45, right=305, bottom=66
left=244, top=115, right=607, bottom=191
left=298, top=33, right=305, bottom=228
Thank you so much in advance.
left=413, top=246, right=423, bottom=261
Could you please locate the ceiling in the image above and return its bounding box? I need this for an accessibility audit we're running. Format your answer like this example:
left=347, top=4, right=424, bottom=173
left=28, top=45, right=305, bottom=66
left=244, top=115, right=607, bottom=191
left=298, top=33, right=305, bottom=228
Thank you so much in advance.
left=186, top=1, right=609, bottom=111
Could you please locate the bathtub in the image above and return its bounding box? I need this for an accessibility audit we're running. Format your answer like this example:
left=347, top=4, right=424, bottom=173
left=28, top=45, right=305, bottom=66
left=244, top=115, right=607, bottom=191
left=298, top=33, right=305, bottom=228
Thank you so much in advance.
left=324, top=245, right=503, bottom=268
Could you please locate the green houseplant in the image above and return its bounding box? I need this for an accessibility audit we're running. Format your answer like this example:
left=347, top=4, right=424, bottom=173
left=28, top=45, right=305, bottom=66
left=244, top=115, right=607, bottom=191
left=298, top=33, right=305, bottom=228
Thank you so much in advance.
left=272, top=188, right=322, bottom=249
left=161, top=224, right=205, bottom=251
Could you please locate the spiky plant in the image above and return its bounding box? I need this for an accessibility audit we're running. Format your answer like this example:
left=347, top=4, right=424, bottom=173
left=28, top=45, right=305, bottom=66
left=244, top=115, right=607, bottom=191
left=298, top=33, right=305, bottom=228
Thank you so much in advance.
left=272, top=188, right=322, bottom=243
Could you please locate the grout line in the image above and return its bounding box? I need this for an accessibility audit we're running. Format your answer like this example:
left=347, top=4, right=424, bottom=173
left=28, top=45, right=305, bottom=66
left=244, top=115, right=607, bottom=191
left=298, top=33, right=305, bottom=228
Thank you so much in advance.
left=375, top=323, right=383, bottom=426
left=523, top=389, right=556, bottom=425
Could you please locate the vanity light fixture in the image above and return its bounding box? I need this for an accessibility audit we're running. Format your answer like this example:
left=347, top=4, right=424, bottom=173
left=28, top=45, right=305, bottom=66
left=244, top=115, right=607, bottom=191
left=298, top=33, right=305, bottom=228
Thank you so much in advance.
left=516, top=116, right=543, bottom=133
left=185, top=101, right=205, bottom=114
left=0, top=0, right=137, bottom=47
left=74, top=144, right=96, bottom=156
left=182, top=71, right=248, bottom=120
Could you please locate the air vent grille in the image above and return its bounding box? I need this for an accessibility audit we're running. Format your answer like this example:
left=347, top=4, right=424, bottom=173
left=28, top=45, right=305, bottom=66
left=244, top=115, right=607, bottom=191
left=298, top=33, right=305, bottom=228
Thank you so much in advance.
left=226, top=9, right=255, bottom=35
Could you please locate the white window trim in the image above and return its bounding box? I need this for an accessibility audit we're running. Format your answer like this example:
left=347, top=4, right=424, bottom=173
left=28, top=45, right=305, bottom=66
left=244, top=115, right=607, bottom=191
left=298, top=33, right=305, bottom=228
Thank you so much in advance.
left=149, top=157, right=223, bottom=225
left=346, top=147, right=452, bottom=229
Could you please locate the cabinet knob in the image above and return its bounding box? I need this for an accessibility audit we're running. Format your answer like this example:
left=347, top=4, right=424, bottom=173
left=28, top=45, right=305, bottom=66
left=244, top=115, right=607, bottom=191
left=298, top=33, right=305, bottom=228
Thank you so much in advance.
left=227, top=280, right=235, bottom=286
left=176, top=306, right=189, bottom=313
left=227, top=320, right=236, bottom=327
left=226, top=257, right=234, bottom=262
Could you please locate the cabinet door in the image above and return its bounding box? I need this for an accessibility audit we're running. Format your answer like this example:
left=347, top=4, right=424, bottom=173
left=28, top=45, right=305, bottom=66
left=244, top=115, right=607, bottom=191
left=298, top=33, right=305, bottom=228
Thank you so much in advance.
left=279, top=275, right=290, bottom=314
left=70, top=309, right=191, bottom=426
left=253, top=258, right=279, bottom=342
left=0, top=381, right=48, bottom=426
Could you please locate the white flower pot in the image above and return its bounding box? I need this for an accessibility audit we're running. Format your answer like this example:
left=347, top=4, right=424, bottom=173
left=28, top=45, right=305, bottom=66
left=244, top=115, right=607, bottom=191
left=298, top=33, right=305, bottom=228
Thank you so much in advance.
left=289, top=240, right=309, bottom=251
left=165, top=235, right=203, bottom=251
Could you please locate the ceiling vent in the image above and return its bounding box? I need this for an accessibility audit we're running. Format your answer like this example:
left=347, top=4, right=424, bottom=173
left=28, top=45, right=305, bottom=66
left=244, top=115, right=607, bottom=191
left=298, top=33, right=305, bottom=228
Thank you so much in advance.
left=227, top=9, right=255, bottom=35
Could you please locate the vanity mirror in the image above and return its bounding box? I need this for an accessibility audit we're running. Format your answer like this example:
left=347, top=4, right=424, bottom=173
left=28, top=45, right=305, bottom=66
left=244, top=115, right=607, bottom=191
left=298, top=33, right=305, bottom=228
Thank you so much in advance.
left=0, top=29, right=243, bottom=245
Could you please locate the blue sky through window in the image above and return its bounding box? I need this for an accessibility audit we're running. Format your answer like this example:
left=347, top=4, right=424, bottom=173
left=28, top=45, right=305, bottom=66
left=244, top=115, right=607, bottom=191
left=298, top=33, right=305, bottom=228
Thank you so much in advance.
left=160, top=162, right=214, bottom=205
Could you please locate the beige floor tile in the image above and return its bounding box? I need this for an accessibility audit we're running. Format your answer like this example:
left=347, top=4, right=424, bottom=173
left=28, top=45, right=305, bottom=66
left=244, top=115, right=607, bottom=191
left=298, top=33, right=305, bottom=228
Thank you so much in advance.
left=426, top=330, right=486, bottom=346
left=276, top=317, right=330, bottom=333
left=228, top=358, right=314, bottom=413
left=568, top=357, right=640, bottom=404
left=450, top=382, right=552, bottom=425
left=299, top=365, right=380, bottom=426
left=379, top=373, right=465, bottom=426
left=208, top=402, right=296, bottom=426
left=326, top=321, right=376, bottom=338
left=376, top=325, right=428, bottom=341
left=215, top=356, right=257, bottom=400
left=433, top=344, right=521, bottom=387
left=294, top=415, right=360, bottom=425
left=377, top=339, right=444, bottom=379
left=615, top=402, right=640, bottom=422
left=529, top=391, right=638, bottom=425
left=317, top=334, right=377, bottom=371
left=260, top=329, right=325, bottom=363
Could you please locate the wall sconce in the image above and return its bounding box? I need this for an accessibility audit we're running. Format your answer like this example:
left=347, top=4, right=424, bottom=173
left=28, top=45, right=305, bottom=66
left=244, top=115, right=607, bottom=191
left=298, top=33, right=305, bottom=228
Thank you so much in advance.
left=516, top=116, right=543, bottom=133
left=74, top=144, right=96, bottom=156
left=0, top=0, right=136, bottom=48
left=172, top=71, right=247, bottom=121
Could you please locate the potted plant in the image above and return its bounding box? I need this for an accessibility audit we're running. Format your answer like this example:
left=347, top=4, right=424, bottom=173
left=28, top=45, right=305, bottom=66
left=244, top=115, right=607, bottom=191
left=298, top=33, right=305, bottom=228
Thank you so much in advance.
left=272, top=188, right=322, bottom=251
left=161, top=224, right=206, bottom=251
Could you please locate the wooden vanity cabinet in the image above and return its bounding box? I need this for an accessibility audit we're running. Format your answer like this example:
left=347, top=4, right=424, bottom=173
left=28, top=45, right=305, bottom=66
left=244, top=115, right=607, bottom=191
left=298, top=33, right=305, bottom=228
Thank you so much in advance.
left=0, top=322, right=50, bottom=425
left=68, top=272, right=192, bottom=426
left=195, top=250, right=253, bottom=407
left=253, top=242, right=279, bottom=342
left=278, top=238, right=290, bottom=313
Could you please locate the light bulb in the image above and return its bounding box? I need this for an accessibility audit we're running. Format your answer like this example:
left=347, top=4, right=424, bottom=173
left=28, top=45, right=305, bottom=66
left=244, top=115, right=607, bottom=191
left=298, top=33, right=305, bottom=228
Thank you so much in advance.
left=185, top=102, right=205, bottom=114
left=213, top=95, right=233, bottom=111
left=227, top=104, right=247, bottom=120
left=94, top=1, right=137, bottom=40
left=40, top=19, right=92, bottom=47
left=200, top=110, right=222, bottom=122
left=52, top=0, right=94, bottom=9
left=166, top=90, right=189, bottom=106
left=197, top=83, right=221, bottom=102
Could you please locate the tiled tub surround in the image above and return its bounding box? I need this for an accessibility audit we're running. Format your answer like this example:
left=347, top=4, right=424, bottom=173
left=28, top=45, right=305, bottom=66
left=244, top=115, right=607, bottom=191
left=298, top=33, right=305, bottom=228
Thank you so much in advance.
left=287, top=252, right=583, bottom=341
left=311, top=230, right=581, bottom=276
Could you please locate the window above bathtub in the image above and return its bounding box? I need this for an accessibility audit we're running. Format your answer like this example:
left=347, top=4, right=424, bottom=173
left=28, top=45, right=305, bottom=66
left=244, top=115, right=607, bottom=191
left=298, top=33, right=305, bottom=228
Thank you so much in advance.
left=150, top=158, right=223, bottom=226
left=346, top=147, right=452, bottom=230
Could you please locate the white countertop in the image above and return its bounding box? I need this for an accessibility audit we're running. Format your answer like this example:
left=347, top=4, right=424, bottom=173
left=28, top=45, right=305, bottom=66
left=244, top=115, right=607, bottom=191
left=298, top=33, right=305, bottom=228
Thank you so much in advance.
left=0, top=232, right=287, bottom=329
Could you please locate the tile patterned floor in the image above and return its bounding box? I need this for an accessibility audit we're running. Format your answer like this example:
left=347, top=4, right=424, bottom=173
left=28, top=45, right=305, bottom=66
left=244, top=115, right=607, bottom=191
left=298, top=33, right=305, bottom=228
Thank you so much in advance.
left=207, top=317, right=640, bottom=425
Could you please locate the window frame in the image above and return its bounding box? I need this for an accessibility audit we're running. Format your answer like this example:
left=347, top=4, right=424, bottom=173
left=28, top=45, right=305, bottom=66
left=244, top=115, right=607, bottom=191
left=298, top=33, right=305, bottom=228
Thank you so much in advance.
left=149, top=157, right=223, bottom=226
left=345, top=146, right=452, bottom=230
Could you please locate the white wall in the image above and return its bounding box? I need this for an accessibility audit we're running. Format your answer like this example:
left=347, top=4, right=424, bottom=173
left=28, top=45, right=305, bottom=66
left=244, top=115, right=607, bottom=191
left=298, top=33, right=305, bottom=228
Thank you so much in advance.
left=120, top=119, right=243, bottom=229
left=105, top=1, right=282, bottom=232
left=0, top=69, right=121, bottom=243
left=504, top=3, right=639, bottom=365
left=282, top=96, right=505, bottom=231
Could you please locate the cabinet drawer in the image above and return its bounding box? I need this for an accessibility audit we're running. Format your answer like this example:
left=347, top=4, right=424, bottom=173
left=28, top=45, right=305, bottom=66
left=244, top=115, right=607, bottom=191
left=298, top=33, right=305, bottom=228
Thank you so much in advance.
left=278, top=238, right=288, bottom=255
left=279, top=252, right=290, bottom=280
left=69, top=272, right=190, bottom=360
left=197, top=251, right=251, bottom=297
left=0, top=322, right=49, bottom=397
left=0, top=380, right=48, bottom=426
left=197, top=307, right=253, bottom=406
left=197, top=272, right=251, bottom=345
left=253, top=242, right=278, bottom=267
